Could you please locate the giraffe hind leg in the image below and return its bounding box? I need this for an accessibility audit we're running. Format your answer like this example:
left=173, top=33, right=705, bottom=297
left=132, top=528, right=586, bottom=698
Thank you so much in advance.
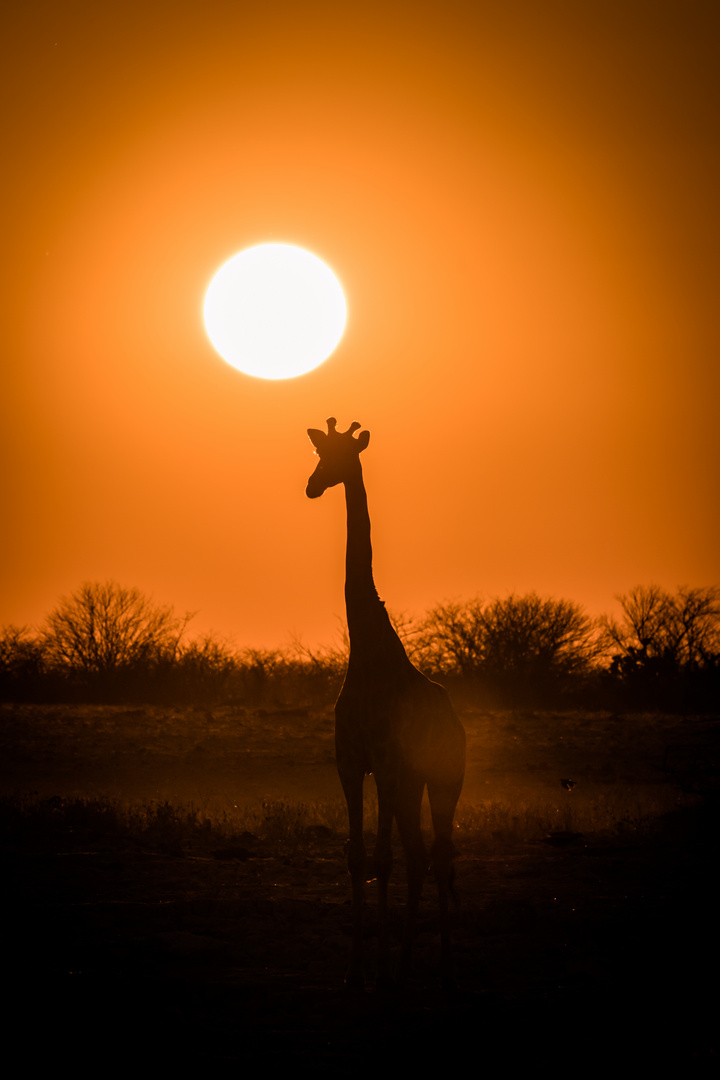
left=393, top=778, right=427, bottom=984
left=427, top=778, right=463, bottom=990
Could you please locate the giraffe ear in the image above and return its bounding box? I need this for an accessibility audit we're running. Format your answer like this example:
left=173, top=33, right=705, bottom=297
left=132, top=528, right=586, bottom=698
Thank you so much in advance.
left=356, top=430, right=370, bottom=452
left=307, top=428, right=327, bottom=451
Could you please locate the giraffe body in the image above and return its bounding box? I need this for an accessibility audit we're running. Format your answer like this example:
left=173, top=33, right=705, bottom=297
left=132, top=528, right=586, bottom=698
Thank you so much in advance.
left=306, top=418, right=466, bottom=987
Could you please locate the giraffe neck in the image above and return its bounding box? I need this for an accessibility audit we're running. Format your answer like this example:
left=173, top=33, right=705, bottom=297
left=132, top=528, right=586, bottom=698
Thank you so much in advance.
left=342, top=465, right=410, bottom=670
left=343, top=466, right=376, bottom=606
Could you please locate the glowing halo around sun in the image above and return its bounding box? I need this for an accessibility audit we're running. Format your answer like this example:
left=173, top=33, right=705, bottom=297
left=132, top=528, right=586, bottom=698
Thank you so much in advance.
left=203, top=244, right=347, bottom=379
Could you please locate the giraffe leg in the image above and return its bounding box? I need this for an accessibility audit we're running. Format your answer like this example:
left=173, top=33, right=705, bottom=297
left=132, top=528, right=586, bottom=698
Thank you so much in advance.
left=431, top=833, right=455, bottom=991
left=339, top=768, right=366, bottom=988
left=394, top=779, right=427, bottom=984
left=373, top=781, right=395, bottom=988
left=428, top=777, right=463, bottom=990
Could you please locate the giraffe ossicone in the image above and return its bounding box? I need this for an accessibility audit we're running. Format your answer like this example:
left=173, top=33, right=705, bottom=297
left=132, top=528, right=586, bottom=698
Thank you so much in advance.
left=306, top=416, right=466, bottom=988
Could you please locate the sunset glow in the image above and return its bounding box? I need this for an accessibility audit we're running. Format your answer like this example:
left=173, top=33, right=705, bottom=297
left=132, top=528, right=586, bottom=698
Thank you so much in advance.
left=2, top=0, right=718, bottom=649
left=203, top=245, right=346, bottom=379
left=2, top=3, right=717, bottom=1055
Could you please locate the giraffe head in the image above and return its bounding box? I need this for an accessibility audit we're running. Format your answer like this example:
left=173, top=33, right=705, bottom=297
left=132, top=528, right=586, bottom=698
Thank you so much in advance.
left=306, top=417, right=370, bottom=498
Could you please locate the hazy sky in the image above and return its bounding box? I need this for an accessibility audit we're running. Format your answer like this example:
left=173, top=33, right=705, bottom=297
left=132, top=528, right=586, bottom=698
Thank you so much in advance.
left=2, top=0, right=719, bottom=650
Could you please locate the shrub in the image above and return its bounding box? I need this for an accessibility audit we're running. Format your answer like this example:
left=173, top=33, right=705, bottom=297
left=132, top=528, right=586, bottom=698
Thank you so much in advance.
left=0, top=625, right=47, bottom=699
left=41, top=581, right=193, bottom=695
left=599, top=585, right=720, bottom=710
left=414, top=593, right=601, bottom=706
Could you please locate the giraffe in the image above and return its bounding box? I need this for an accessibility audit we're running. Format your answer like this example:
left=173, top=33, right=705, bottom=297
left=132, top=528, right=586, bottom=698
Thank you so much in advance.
left=306, top=417, right=466, bottom=988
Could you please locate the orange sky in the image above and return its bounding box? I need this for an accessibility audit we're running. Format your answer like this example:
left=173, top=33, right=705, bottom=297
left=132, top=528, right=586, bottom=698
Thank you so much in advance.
left=2, top=0, right=719, bottom=650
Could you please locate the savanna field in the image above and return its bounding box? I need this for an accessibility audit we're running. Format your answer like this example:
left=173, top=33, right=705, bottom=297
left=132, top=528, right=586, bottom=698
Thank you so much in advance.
left=6, top=0, right=720, bottom=1071
left=3, top=698, right=718, bottom=1068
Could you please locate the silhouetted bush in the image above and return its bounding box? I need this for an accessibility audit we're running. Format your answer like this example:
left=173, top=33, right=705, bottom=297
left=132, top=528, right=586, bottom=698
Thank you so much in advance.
left=2, top=581, right=718, bottom=710
left=0, top=625, right=48, bottom=700
left=412, top=593, right=602, bottom=707
left=598, top=585, right=720, bottom=711
left=41, top=581, right=193, bottom=692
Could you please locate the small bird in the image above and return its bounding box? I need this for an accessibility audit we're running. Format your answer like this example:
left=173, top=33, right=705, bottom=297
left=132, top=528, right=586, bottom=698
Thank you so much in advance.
left=560, top=778, right=576, bottom=792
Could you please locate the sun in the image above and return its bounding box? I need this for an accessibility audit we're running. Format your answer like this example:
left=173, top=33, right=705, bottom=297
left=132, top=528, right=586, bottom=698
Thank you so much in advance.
left=203, top=244, right=347, bottom=379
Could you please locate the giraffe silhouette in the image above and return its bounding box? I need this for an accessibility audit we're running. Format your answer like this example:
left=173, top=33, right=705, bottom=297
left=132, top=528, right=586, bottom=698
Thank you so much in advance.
left=306, top=417, right=466, bottom=988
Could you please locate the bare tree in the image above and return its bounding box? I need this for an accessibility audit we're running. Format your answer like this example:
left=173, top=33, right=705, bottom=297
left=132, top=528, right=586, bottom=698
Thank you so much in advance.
left=599, top=584, right=674, bottom=657
left=672, top=586, right=720, bottom=668
left=599, top=585, right=720, bottom=669
left=42, top=581, right=193, bottom=680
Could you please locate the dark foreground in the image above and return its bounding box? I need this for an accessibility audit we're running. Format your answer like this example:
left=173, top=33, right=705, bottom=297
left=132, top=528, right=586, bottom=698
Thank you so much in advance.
left=4, top=794, right=717, bottom=1069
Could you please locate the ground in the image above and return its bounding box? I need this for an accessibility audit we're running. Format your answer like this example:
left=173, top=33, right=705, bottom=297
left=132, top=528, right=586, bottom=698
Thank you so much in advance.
left=1, top=702, right=718, bottom=1067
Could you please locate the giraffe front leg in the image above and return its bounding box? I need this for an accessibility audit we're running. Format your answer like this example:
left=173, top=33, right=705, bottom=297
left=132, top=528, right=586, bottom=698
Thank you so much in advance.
left=428, top=775, right=464, bottom=992
left=373, top=788, right=394, bottom=989
left=340, top=770, right=366, bottom=989
left=431, top=834, right=457, bottom=991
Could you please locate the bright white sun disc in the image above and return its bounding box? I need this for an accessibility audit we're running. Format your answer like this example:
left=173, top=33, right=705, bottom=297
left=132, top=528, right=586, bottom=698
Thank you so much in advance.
left=203, top=244, right=347, bottom=378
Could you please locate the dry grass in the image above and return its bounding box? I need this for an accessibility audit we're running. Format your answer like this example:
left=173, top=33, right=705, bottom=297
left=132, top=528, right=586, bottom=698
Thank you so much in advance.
left=1, top=782, right=684, bottom=862
left=1, top=701, right=714, bottom=855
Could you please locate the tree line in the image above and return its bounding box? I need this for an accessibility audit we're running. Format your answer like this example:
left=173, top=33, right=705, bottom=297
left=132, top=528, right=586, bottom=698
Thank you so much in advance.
left=1, top=580, right=718, bottom=711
